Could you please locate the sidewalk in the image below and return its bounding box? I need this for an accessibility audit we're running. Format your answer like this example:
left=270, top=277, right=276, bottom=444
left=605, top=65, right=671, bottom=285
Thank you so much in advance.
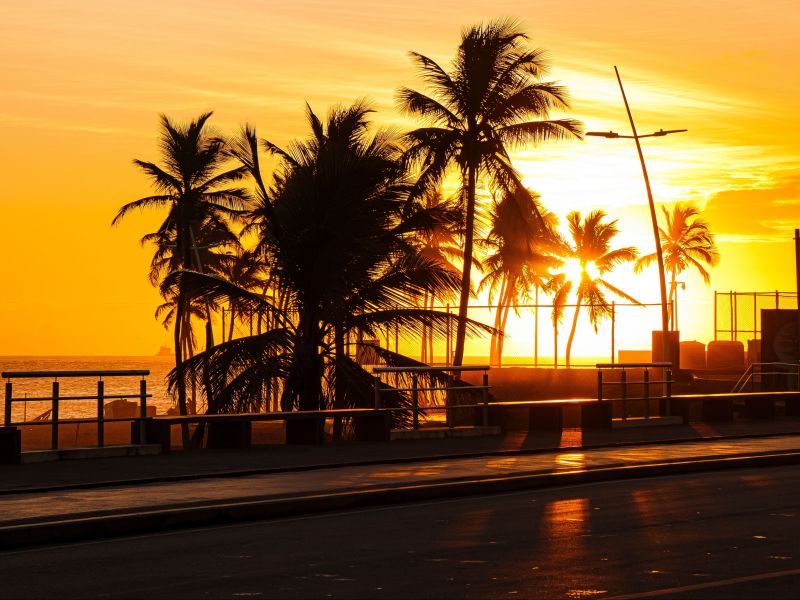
left=2, top=419, right=800, bottom=548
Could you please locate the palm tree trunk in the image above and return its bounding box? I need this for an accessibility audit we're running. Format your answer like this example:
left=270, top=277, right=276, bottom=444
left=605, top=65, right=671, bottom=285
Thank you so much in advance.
left=173, top=288, right=190, bottom=448
left=421, top=291, right=428, bottom=363
left=490, top=276, right=507, bottom=366
left=453, top=162, right=477, bottom=367
left=565, top=297, right=582, bottom=368
left=332, top=325, right=345, bottom=441
left=553, top=324, right=558, bottom=369
left=668, top=269, right=677, bottom=330
left=498, top=285, right=513, bottom=366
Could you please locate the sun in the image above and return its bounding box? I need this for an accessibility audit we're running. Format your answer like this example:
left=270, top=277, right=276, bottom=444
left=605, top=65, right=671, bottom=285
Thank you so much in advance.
left=563, top=258, right=600, bottom=284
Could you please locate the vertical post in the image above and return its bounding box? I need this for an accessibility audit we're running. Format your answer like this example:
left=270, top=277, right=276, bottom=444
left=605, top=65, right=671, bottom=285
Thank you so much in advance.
left=729, top=290, right=734, bottom=341
left=445, top=304, right=451, bottom=366
left=97, top=379, right=105, bottom=447
left=734, top=291, right=738, bottom=341
left=534, top=288, right=539, bottom=367
left=597, top=370, right=603, bottom=402
left=611, top=301, right=616, bottom=364
left=139, top=379, right=147, bottom=445
left=775, top=290, right=779, bottom=309
left=51, top=380, right=59, bottom=451
left=373, top=375, right=382, bottom=409
left=481, top=370, right=489, bottom=427
left=621, top=369, right=628, bottom=420
left=714, top=290, right=718, bottom=341
left=4, top=381, right=11, bottom=427
left=411, top=373, right=419, bottom=430
left=794, top=229, right=800, bottom=359
left=643, top=369, right=650, bottom=419
left=666, top=368, right=673, bottom=398
left=753, top=291, right=758, bottom=341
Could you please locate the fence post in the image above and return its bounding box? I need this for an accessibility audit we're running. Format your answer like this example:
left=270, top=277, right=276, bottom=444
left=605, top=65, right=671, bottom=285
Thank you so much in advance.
left=412, top=373, right=419, bottom=430
left=97, top=379, right=104, bottom=447
left=621, top=369, right=628, bottom=420
left=643, top=369, right=650, bottom=419
left=139, top=379, right=148, bottom=444
left=597, top=370, right=603, bottom=402
left=51, top=380, right=59, bottom=451
left=373, top=375, right=382, bottom=409
left=666, top=367, right=673, bottom=417
left=481, top=371, right=489, bottom=427
left=4, top=381, right=11, bottom=427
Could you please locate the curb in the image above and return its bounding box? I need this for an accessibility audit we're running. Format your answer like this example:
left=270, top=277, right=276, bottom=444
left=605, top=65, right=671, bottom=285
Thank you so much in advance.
left=3, top=450, right=800, bottom=550
left=4, top=429, right=800, bottom=497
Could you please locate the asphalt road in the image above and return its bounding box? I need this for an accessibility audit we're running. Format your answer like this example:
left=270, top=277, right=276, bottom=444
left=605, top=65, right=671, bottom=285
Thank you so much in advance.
left=3, top=466, right=800, bottom=599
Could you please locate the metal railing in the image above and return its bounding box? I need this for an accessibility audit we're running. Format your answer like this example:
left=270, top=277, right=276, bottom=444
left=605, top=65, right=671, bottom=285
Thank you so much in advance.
left=595, top=362, right=673, bottom=420
left=2, top=370, right=151, bottom=449
left=731, top=362, right=800, bottom=393
left=372, top=365, right=491, bottom=429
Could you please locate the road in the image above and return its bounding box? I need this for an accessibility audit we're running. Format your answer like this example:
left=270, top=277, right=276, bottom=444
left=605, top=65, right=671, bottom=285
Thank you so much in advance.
left=3, top=465, right=800, bottom=599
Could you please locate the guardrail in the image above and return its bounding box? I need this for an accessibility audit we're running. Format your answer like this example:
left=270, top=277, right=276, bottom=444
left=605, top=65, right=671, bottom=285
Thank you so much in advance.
left=732, top=362, right=800, bottom=393
left=372, top=365, right=491, bottom=429
left=2, top=370, right=151, bottom=449
left=595, top=362, right=673, bottom=420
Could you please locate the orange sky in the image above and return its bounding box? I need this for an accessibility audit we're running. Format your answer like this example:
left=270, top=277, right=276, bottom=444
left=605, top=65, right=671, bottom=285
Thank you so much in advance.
left=1, top=0, right=798, bottom=356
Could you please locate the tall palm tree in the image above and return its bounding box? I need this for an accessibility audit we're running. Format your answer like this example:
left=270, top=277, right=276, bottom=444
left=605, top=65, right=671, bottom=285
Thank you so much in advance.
left=479, top=187, right=561, bottom=365
left=398, top=19, right=582, bottom=367
left=112, top=112, right=249, bottom=442
left=168, top=103, right=492, bottom=422
left=635, top=203, right=719, bottom=329
left=563, top=210, right=640, bottom=367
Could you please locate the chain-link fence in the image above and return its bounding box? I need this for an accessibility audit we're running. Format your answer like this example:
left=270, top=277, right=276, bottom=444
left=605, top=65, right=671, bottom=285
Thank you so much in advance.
left=714, top=291, right=798, bottom=343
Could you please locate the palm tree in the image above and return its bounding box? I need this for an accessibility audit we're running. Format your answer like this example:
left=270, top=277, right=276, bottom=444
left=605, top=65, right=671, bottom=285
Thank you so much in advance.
left=635, top=203, right=719, bottom=329
left=112, top=112, right=249, bottom=443
left=479, top=187, right=561, bottom=365
left=398, top=19, right=582, bottom=367
left=563, top=210, right=640, bottom=367
left=167, top=103, right=492, bottom=425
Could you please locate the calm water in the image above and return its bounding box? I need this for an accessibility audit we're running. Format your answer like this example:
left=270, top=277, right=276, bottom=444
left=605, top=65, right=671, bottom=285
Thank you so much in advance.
left=1, top=356, right=176, bottom=422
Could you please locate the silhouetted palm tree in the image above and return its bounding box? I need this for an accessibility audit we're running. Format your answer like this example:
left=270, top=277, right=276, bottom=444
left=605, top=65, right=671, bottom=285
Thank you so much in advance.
left=635, top=203, right=719, bottom=329
left=563, top=210, right=640, bottom=367
left=479, top=187, right=561, bottom=365
left=399, top=19, right=582, bottom=367
left=112, top=112, right=248, bottom=442
left=166, top=103, right=492, bottom=424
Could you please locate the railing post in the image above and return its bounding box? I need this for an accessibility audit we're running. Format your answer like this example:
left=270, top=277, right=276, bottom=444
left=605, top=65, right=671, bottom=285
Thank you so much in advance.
left=139, top=378, right=148, bottom=444
left=797, top=363, right=800, bottom=392
left=51, top=380, right=59, bottom=451
left=667, top=369, right=672, bottom=407
left=412, top=373, right=419, bottom=430
left=97, top=379, right=104, bottom=447
left=643, top=369, right=650, bottom=419
left=481, top=370, right=489, bottom=427
left=597, top=370, right=603, bottom=402
left=4, top=381, right=11, bottom=427
left=373, top=375, right=382, bottom=409
left=621, top=369, right=628, bottom=420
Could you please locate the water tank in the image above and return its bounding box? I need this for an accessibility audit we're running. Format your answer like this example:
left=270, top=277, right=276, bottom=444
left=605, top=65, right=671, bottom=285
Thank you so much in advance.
left=680, top=341, right=706, bottom=370
left=707, top=340, right=745, bottom=369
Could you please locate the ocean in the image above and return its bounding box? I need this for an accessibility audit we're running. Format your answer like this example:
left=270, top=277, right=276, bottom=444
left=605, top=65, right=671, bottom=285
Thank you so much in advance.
left=1, top=356, right=177, bottom=422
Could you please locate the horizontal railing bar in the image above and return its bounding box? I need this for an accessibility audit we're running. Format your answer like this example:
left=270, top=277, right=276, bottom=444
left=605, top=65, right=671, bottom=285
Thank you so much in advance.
left=600, top=380, right=672, bottom=386
left=596, top=362, right=672, bottom=369
left=7, top=394, right=153, bottom=402
left=373, top=365, right=490, bottom=373
left=386, top=385, right=490, bottom=393
left=12, top=417, right=147, bottom=426
left=2, top=370, right=150, bottom=379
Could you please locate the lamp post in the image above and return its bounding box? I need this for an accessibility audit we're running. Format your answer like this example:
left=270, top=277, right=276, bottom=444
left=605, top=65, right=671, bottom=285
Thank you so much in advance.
left=586, top=66, right=687, bottom=367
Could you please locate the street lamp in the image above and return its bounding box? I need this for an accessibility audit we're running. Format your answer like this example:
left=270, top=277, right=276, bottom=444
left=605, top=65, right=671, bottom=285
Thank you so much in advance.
left=586, top=66, right=687, bottom=366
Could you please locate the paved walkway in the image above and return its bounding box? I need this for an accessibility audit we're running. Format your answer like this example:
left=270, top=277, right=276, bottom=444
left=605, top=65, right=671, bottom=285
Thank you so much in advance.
left=3, top=418, right=800, bottom=494
left=3, top=431, right=800, bottom=530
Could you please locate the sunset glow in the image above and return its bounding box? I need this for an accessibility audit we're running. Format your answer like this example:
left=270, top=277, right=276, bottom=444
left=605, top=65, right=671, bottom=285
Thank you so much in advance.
left=1, top=0, right=798, bottom=356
